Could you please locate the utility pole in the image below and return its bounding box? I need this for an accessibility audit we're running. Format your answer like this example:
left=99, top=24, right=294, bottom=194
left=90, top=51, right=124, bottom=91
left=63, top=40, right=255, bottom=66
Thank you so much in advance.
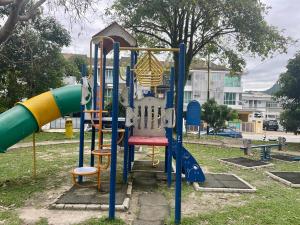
left=207, top=52, right=210, bottom=100
left=206, top=52, right=210, bottom=135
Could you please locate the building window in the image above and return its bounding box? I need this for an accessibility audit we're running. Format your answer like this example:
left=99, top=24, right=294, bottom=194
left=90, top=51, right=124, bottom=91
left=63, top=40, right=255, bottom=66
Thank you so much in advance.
left=105, top=69, right=113, bottom=83
left=104, top=88, right=112, bottom=107
left=184, top=91, right=192, bottom=104
left=211, top=73, right=220, bottom=81
left=267, top=101, right=278, bottom=108
left=224, top=75, right=241, bottom=87
left=224, top=92, right=236, bottom=105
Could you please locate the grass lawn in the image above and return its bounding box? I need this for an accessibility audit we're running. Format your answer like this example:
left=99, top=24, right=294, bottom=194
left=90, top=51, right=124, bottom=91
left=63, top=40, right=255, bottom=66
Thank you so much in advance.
left=0, top=132, right=299, bottom=224
left=162, top=144, right=300, bottom=225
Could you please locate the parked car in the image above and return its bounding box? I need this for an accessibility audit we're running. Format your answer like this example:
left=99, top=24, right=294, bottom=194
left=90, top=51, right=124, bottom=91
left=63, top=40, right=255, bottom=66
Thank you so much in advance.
left=263, top=120, right=279, bottom=131
left=208, top=128, right=243, bottom=138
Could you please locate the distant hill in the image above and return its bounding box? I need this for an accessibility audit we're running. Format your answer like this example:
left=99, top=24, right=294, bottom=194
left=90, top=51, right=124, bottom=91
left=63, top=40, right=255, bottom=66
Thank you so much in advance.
left=264, top=81, right=280, bottom=95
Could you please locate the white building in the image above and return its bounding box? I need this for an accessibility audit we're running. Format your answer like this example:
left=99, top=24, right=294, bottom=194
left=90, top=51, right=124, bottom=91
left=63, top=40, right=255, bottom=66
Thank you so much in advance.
left=184, top=62, right=243, bottom=111
left=241, top=91, right=282, bottom=122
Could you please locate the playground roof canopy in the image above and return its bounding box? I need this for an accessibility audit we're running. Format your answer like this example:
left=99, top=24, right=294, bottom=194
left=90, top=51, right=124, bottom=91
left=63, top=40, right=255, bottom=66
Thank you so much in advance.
left=92, top=22, right=137, bottom=53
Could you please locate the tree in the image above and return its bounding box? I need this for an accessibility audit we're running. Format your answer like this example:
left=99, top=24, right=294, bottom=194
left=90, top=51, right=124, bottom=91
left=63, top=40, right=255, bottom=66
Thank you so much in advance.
left=0, top=0, right=94, bottom=46
left=110, top=0, right=291, bottom=90
left=0, top=16, right=71, bottom=110
left=66, top=55, right=87, bottom=81
left=276, top=52, right=300, bottom=133
left=202, top=99, right=238, bottom=132
left=280, top=109, right=300, bottom=134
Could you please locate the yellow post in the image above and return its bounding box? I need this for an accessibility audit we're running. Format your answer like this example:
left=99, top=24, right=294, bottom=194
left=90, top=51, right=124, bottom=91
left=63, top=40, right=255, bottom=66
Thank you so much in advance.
left=65, top=117, right=74, bottom=138
left=33, top=133, right=36, bottom=178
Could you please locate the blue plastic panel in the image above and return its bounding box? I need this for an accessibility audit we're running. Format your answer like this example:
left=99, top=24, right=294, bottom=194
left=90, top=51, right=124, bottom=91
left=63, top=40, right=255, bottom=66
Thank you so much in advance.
left=186, top=100, right=201, bottom=126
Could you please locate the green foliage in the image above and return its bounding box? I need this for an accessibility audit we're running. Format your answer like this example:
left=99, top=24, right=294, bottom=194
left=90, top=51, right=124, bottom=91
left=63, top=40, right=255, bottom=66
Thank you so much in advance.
left=279, top=109, right=300, bottom=134
left=202, top=99, right=237, bottom=131
left=110, top=0, right=290, bottom=86
left=35, top=218, right=49, bottom=225
left=104, top=100, right=126, bottom=117
left=0, top=17, right=71, bottom=111
left=276, top=52, right=300, bottom=133
left=66, top=55, right=88, bottom=81
left=69, top=55, right=87, bottom=72
left=276, top=52, right=300, bottom=106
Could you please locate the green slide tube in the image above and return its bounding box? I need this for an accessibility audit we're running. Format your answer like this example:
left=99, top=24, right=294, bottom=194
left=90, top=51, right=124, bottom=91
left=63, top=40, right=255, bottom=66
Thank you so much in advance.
left=0, top=85, right=81, bottom=153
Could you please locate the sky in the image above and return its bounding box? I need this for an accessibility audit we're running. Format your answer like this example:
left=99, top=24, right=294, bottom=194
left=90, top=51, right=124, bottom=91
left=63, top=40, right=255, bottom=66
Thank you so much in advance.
left=57, top=0, right=300, bottom=91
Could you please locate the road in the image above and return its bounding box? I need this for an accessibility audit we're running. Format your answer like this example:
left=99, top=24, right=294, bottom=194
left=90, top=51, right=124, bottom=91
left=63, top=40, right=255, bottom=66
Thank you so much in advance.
left=242, top=131, right=300, bottom=143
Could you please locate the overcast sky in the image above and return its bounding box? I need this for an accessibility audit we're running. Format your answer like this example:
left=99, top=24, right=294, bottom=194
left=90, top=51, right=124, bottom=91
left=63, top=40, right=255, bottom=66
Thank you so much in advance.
left=59, top=0, right=300, bottom=91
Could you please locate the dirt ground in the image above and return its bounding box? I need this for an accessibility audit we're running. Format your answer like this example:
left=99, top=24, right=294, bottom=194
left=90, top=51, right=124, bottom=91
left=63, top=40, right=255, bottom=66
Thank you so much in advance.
left=17, top=180, right=137, bottom=225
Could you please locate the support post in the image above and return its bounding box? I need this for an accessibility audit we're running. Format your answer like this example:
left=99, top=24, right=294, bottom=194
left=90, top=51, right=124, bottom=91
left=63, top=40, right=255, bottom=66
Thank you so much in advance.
left=79, top=64, right=87, bottom=182
left=91, top=44, right=99, bottom=167
left=109, top=42, right=120, bottom=220
left=101, top=50, right=107, bottom=147
left=128, top=51, right=135, bottom=172
left=123, top=66, right=130, bottom=183
left=175, top=43, right=185, bottom=224
left=166, top=67, right=175, bottom=187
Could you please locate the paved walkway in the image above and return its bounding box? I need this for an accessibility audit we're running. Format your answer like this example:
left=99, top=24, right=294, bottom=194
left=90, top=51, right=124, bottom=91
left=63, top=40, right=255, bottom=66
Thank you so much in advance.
left=184, top=140, right=300, bottom=156
left=9, top=140, right=82, bottom=150
left=9, top=136, right=300, bottom=158
left=134, top=193, right=169, bottom=225
left=9, top=139, right=110, bottom=150
left=243, top=131, right=300, bottom=143
left=132, top=172, right=170, bottom=225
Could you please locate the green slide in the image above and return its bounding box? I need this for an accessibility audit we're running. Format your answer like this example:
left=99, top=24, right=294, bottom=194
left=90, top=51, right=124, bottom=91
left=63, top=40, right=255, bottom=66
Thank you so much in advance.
left=0, top=85, right=81, bottom=153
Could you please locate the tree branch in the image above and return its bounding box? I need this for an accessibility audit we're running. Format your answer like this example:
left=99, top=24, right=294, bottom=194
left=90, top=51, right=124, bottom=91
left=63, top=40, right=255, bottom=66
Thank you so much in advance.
left=0, top=0, right=14, bottom=6
left=130, top=25, right=172, bottom=45
left=0, top=0, right=25, bottom=44
left=19, top=0, right=46, bottom=21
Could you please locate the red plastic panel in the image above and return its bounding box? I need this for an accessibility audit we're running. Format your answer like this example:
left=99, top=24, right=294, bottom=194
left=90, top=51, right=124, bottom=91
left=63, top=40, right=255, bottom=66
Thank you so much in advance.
left=128, top=136, right=168, bottom=146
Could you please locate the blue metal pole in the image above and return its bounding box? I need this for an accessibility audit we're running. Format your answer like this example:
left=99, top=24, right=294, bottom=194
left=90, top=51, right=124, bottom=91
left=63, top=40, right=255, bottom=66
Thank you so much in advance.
left=91, top=44, right=99, bottom=166
left=175, top=43, right=185, bottom=224
left=123, top=66, right=130, bottom=183
left=128, top=51, right=135, bottom=171
left=78, top=64, right=87, bottom=183
left=166, top=67, right=175, bottom=187
left=109, top=42, right=120, bottom=220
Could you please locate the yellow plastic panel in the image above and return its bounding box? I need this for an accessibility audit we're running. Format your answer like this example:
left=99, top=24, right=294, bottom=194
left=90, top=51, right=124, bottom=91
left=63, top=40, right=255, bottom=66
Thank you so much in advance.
left=18, top=91, right=61, bottom=127
left=134, top=51, right=164, bottom=87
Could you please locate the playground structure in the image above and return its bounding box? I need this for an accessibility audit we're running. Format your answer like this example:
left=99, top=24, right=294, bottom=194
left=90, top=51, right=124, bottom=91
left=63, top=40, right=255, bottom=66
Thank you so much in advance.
left=0, top=23, right=206, bottom=224
left=74, top=23, right=205, bottom=223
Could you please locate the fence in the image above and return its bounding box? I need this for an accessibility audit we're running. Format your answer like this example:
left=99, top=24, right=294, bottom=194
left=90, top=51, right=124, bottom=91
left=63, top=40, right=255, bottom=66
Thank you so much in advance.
left=50, top=117, right=81, bottom=129
left=241, top=122, right=255, bottom=133
left=228, top=121, right=257, bottom=133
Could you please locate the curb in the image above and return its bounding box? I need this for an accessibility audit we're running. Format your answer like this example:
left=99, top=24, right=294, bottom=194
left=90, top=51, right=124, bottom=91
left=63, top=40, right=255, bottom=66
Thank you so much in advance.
left=266, top=171, right=300, bottom=188
left=49, top=181, right=133, bottom=211
left=192, top=173, right=256, bottom=193
left=218, top=158, right=274, bottom=170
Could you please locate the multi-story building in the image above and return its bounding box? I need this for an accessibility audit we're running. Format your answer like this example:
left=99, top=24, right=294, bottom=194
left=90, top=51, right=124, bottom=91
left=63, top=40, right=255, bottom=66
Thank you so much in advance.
left=241, top=91, right=282, bottom=121
left=184, top=61, right=243, bottom=111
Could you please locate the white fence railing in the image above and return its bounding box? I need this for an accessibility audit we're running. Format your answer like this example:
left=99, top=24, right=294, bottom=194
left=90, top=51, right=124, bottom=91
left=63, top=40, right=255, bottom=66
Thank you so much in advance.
left=50, top=117, right=81, bottom=129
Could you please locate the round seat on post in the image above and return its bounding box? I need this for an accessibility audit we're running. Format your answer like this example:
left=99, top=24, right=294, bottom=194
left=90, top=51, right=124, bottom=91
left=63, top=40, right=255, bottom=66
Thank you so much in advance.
left=71, top=166, right=100, bottom=190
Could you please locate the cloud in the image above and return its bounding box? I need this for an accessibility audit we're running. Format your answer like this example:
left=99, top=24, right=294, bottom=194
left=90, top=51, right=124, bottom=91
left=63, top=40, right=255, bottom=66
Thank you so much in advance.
left=242, top=0, right=300, bottom=91
left=54, top=0, right=300, bottom=91
left=44, top=1, right=113, bottom=55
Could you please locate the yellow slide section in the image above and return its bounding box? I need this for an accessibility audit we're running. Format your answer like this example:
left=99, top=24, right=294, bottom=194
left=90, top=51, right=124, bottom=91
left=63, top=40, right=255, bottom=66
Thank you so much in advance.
left=18, top=91, right=61, bottom=128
